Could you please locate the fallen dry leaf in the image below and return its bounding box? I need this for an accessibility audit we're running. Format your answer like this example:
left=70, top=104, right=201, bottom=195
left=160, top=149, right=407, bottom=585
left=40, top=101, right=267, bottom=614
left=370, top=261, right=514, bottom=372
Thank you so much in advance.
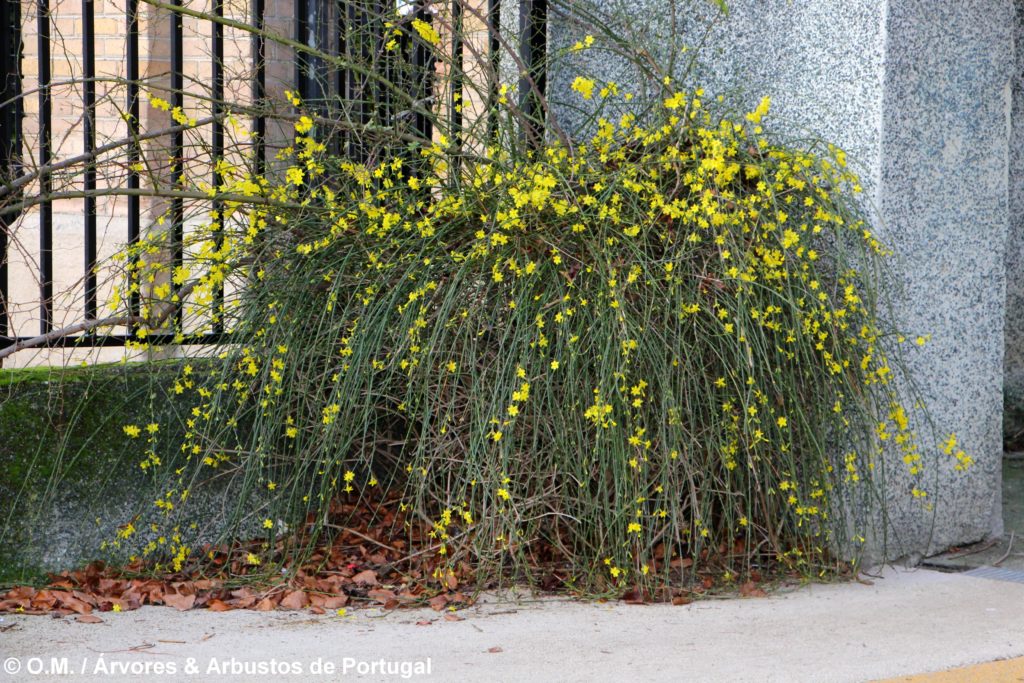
left=207, top=599, right=233, bottom=612
left=351, top=570, right=378, bottom=586
left=279, top=591, right=309, bottom=610
left=739, top=581, right=767, bottom=598
left=75, top=615, right=104, bottom=624
left=61, top=596, right=93, bottom=615
left=255, top=597, right=277, bottom=611
left=162, top=592, right=196, bottom=611
left=310, top=594, right=348, bottom=610
left=621, top=588, right=648, bottom=605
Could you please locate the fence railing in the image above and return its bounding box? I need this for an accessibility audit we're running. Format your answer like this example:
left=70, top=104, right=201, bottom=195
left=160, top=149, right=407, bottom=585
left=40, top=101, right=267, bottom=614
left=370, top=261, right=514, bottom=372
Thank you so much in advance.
left=0, top=0, right=549, bottom=358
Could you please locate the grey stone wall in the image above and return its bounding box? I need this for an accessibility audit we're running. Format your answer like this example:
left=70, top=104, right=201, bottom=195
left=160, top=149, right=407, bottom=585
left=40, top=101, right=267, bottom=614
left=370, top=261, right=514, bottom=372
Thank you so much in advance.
left=548, top=0, right=1014, bottom=559
left=878, top=0, right=1012, bottom=552
left=1006, top=0, right=1024, bottom=448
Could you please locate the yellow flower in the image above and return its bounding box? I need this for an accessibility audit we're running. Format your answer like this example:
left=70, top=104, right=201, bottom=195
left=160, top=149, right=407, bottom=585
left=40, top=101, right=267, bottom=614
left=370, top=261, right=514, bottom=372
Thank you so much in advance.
left=627, top=522, right=642, bottom=534
left=571, top=76, right=596, bottom=100
left=263, top=518, right=273, bottom=529
left=285, top=166, right=304, bottom=186
left=322, top=403, right=340, bottom=424
left=295, top=115, right=314, bottom=134
left=746, top=96, right=771, bottom=124
left=571, top=35, right=595, bottom=51
left=412, top=18, right=440, bottom=46
left=123, top=424, right=141, bottom=438
left=550, top=360, right=560, bottom=370
left=664, top=92, right=686, bottom=109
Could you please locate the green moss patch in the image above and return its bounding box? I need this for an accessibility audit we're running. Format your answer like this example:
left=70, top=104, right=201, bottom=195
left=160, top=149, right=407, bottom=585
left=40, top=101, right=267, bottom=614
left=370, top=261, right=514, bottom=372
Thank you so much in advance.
left=0, top=362, right=189, bottom=584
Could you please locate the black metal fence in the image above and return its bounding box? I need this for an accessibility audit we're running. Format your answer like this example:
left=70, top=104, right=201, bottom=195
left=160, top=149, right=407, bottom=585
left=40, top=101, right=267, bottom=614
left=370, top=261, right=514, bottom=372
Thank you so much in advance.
left=0, top=0, right=548, bottom=357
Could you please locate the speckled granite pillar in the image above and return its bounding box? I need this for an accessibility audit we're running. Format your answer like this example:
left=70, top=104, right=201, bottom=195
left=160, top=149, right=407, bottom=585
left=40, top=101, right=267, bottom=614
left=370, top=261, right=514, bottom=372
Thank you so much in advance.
left=549, top=0, right=1013, bottom=558
left=878, top=1, right=1011, bottom=553
left=1006, top=1, right=1024, bottom=448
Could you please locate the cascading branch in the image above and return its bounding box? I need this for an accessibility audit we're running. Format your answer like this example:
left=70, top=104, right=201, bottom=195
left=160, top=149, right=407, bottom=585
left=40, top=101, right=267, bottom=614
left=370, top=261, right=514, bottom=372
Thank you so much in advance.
left=104, top=71, right=972, bottom=593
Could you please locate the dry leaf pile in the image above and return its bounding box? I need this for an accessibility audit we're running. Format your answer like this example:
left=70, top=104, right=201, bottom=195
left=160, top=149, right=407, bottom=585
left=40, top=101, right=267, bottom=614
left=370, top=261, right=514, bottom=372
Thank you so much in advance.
left=0, top=495, right=776, bottom=619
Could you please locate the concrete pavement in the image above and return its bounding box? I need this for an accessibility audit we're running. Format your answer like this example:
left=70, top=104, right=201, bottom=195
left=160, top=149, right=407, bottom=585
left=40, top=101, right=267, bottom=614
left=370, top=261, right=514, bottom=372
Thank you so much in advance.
left=1, top=566, right=1023, bottom=682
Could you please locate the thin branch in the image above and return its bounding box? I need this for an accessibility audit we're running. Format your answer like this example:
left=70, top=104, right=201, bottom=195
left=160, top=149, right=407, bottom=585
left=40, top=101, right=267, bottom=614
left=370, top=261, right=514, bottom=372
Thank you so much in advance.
left=994, top=532, right=1016, bottom=567
left=0, top=280, right=200, bottom=360
left=0, top=116, right=217, bottom=200
left=0, top=314, right=145, bottom=360
left=0, top=187, right=301, bottom=218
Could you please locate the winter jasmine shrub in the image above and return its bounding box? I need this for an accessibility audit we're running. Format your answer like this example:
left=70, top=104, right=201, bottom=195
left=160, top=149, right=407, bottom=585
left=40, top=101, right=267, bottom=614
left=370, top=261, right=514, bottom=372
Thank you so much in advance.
left=14, top=0, right=971, bottom=596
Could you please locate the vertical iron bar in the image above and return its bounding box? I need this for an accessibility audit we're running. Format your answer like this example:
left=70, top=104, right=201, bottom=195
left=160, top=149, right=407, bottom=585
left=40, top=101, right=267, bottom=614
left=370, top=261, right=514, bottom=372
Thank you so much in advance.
left=0, top=210, right=6, bottom=344
left=412, top=2, right=432, bottom=143
left=299, top=0, right=327, bottom=172
left=518, top=0, right=546, bottom=147
left=127, top=0, right=140, bottom=323
left=295, top=0, right=308, bottom=101
left=486, top=0, right=500, bottom=141
left=370, top=0, right=385, bottom=133
left=0, top=0, right=22, bottom=348
left=312, top=0, right=330, bottom=105
left=450, top=0, right=463, bottom=171
left=347, top=0, right=367, bottom=162
left=252, top=0, right=266, bottom=173
left=396, top=13, right=410, bottom=165
left=37, top=0, right=52, bottom=334
left=381, top=0, right=397, bottom=138
left=170, top=0, right=184, bottom=329
left=83, top=0, right=97, bottom=321
left=212, top=0, right=224, bottom=334
left=333, top=0, right=347, bottom=156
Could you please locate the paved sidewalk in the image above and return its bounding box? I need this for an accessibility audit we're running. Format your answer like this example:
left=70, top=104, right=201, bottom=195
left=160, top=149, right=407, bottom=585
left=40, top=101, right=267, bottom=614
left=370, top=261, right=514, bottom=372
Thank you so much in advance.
left=1, top=566, right=1023, bottom=682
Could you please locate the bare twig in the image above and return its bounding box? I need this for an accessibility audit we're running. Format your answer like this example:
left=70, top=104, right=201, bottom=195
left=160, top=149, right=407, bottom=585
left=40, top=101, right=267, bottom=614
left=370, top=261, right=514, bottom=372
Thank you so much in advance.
left=0, top=116, right=215, bottom=200
left=994, top=532, right=1016, bottom=567
left=0, top=187, right=299, bottom=219
left=0, top=280, right=199, bottom=361
left=944, top=538, right=999, bottom=559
